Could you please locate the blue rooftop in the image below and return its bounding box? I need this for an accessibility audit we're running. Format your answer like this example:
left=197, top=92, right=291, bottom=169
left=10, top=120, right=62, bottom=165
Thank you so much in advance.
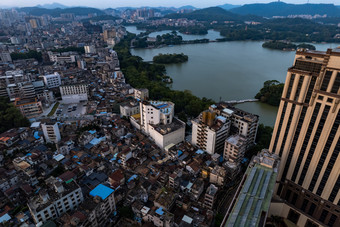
left=156, top=207, right=164, bottom=216
left=89, top=184, right=114, bottom=200
left=196, top=149, right=204, bottom=154
left=88, top=130, right=96, bottom=134
left=128, top=174, right=138, bottom=183
left=34, top=131, right=40, bottom=139
left=178, top=150, right=183, bottom=157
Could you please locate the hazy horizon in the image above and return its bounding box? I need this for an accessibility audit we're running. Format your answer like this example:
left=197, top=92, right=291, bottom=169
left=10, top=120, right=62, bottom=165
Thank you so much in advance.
left=0, top=0, right=339, bottom=9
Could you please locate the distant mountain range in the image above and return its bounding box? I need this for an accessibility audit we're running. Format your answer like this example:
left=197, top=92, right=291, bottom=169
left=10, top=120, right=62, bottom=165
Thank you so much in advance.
left=230, top=2, right=340, bottom=17
left=165, top=7, right=264, bottom=23
left=218, top=3, right=241, bottom=10
left=36, top=2, right=69, bottom=9
left=7, top=2, right=340, bottom=20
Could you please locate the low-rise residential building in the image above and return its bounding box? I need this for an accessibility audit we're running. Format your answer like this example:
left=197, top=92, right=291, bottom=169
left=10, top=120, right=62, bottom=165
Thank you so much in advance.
left=14, top=98, right=43, bottom=119
left=204, top=184, right=218, bottom=210
left=224, top=135, right=246, bottom=164
left=209, top=165, right=227, bottom=186
left=134, top=88, right=149, bottom=100
left=83, top=184, right=116, bottom=226
left=28, top=180, right=83, bottom=225
left=119, top=101, right=139, bottom=117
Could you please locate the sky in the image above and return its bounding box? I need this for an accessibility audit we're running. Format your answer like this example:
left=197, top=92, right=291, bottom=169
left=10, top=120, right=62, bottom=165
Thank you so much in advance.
left=0, top=0, right=338, bottom=8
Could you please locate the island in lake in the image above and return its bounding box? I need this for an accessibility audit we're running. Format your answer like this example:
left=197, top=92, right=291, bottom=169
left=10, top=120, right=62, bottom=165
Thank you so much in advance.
left=153, top=53, right=189, bottom=64
left=262, top=41, right=316, bottom=51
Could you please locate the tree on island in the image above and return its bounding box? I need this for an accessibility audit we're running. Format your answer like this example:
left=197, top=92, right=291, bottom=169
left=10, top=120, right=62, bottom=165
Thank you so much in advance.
left=255, top=80, right=284, bottom=106
left=153, top=53, right=188, bottom=64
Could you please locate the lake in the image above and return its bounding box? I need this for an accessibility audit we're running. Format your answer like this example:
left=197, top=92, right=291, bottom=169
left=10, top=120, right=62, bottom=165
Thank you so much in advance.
left=126, top=26, right=339, bottom=126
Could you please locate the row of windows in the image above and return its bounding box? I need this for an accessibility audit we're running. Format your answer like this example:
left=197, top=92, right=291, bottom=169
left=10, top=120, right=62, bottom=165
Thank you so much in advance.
left=291, top=103, right=321, bottom=182
left=298, top=105, right=330, bottom=186
left=317, top=136, right=340, bottom=197
left=320, top=71, right=340, bottom=94
left=272, top=102, right=288, bottom=153
left=294, top=60, right=322, bottom=74
left=286, top=74, right=296, bottom=99
left=286, top=194, right=338, bottom=227
left=310, top=110, right=340, bottom=193
left=321, top=71, right=333, bottom=91
left=298, top=105, right=330, bottom=185
left=304, top=77, right=316, bottom=104
left=279, top=105, right=296, bottom=157
left=294, top=76, right=304, bottom=101
left=278, top=106, right=307, bottom=196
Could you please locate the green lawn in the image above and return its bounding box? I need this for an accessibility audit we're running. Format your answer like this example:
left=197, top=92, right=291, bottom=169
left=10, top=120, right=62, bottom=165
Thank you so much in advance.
left=47, top=102, right=60, bottom=117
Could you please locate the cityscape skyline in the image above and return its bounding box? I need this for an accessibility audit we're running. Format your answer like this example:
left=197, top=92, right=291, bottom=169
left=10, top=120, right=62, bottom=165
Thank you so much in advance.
left=1, top=1, right=340, bottom=226
left=0, top=0, right=339, bottom=8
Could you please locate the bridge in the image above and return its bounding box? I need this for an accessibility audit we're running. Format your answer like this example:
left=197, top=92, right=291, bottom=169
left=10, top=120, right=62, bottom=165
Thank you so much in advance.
left=224, top=99, right=259, bottom=104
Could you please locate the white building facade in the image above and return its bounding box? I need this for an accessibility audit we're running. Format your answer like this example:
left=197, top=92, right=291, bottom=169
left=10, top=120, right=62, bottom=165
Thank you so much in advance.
left=42, top=73, right=61, bottom=89
left=60, top=84, right=88, bottom=104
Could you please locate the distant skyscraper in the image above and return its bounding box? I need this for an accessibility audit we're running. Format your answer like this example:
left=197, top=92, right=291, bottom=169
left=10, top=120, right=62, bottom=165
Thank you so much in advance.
left=270, top=48, right=340, bottom=226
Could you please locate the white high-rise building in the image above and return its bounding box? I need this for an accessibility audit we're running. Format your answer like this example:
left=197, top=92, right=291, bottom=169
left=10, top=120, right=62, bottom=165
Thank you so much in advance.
left=131, top=101, right=185, bottom=148
left=192, top=110, right=230, bottom=155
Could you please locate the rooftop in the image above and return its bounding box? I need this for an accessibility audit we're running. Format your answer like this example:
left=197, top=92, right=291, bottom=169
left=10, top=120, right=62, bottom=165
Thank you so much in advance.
left=148, top=101, right=174, bottom=115
left=89, top=184, right=114, bottom=200
left=150, top=117, right=185, bottom=135
left=224, top=150, right=279, bottom=227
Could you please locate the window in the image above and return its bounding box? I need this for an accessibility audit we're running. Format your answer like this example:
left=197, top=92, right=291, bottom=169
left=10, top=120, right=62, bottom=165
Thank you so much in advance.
left=321, top=71, right=333, bottom=91
left=331, top=72, right=340, bottom=94
left=327, top=98, right=333, bottom=103
left=308, top=203, right=316, bottom=216
left=328, top=214, right=337, bottom=227
left=319, top=210, right=329, bottom=223
left=305, top=219, right=318, bottom=227
left=288, top=209, right=300, bottom=224
left=285, top=189, right=292, bottom=201
left=318, top=96, right=324, bottom=100
left=286, top=74, right=296, bottom=99
left=301, top=199, right=308, bottom=212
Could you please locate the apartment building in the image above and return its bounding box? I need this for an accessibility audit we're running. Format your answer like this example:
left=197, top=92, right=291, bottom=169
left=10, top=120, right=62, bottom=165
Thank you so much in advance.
left=28, top=180, right=83, bottom=225
left=41, top=120, right=61, bottom=143
left=209, top=104, right=259, bottom=149
left=191, top=110, right=230, bottom=155
left=204, top=184, right=218, bottom=210
left=269, top=48, right=340, bottom=227
left=131, top=101, right=185, bottom=149
left=14, top=98, right=43, bottom=119
left=42, top=73, right=61, bottom=89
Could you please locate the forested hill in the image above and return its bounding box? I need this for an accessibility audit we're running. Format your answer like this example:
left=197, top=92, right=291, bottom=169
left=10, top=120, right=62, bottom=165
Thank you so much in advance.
left=165, top=7, right=262, bottom=22
left=230, top=2, right=340, bottom=17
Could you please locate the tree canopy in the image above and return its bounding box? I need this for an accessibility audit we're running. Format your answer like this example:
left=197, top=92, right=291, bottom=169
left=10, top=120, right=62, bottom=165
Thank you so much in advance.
left=0, top=97, right=30, bottom=134
left=255, top=80, right=284, bottom=106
